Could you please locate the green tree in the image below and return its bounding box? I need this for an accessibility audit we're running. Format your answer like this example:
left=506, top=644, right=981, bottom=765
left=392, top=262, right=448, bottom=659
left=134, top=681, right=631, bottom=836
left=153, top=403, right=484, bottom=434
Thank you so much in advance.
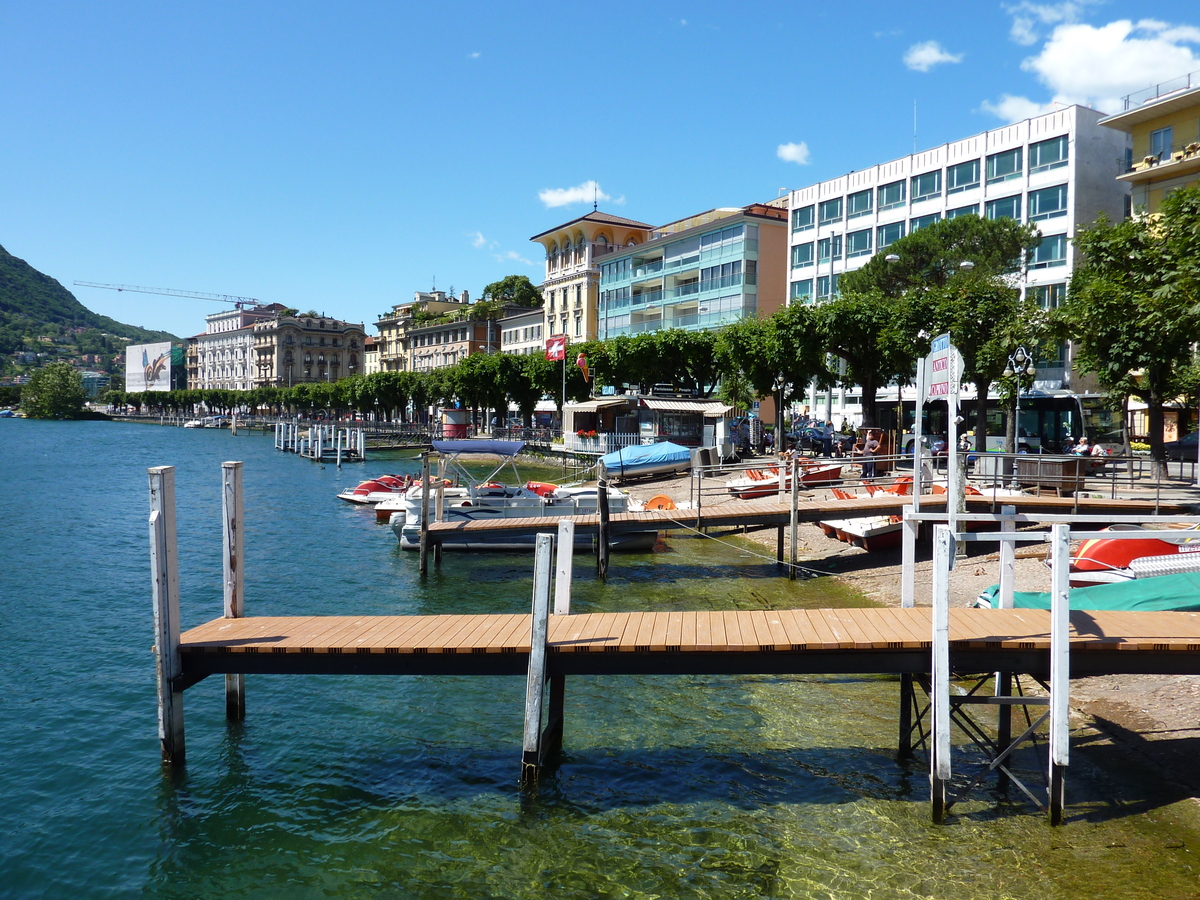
left=1058, top=187, right=1200, bottom=473
left=481, top=274, right=542, bottom=307
left=21, top=361, right=87, bottom=418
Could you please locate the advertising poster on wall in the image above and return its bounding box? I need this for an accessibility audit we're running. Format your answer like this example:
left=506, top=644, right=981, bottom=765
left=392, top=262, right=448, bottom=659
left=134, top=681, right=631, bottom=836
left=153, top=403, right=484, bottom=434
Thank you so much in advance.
left=126, top=342, right=173, bottom=392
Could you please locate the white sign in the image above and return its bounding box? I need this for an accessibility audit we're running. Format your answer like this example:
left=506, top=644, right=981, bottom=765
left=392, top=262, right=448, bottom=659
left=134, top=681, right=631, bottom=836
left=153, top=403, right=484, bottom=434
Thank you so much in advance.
left=126, top=342, right=172, bottom=392
left=926, top=333, right=951, bottom=400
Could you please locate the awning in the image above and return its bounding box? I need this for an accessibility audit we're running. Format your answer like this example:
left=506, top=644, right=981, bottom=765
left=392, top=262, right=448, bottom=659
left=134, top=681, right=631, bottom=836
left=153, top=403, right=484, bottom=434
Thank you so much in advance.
left=565, top=398, right=631, bottom=411
left=640, top=398, right=734, bottom=416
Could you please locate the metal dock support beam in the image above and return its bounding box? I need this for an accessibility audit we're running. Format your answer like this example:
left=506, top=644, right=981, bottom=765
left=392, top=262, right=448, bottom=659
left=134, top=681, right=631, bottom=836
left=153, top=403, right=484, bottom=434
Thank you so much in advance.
left=930, top=524, right=952, bottom=823
left=542, top=520, right=575, bottom=764
left=1048, top=522, right=1070, bottom=824
left=148, top=466, right=185, bottom=766
left=788, top=456, right=799, bottom=580
left=596, top=481, right=610, bottom=581
left=520, top=534, right=554, bottom=788
left=221, top=461, right=246, bottom=721
left=418, top=452, right=432, bottom=576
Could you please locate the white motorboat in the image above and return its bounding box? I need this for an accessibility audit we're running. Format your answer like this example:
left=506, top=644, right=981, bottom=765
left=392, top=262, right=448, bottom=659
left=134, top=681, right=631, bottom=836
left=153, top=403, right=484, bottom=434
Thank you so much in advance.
left=383, top=439, right=657, bottom=552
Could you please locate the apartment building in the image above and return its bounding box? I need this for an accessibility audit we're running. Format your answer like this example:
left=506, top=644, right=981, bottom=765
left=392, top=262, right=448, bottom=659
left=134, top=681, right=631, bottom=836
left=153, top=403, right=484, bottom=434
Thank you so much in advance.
left=251, top=313, right=367, bottom=388
left=1099, top=70, right=1200, bottom=214
left=499, top=308, right=545, bottom=356
left=375, top=290, right=471, bottom=372
left=530, top=212, right=653, bottom=343
left=596, top=202, right=789, bottom=339
left=186, top=305, right=283, bottom=390
left=786, top=105, right=1129, bottom=420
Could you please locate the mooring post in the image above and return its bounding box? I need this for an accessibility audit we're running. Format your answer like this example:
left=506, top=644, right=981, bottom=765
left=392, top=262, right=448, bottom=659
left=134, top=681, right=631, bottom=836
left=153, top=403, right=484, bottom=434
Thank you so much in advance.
left=418, top=451, right=432, bottom=576
left=900, top=506, right=918, bottom=608
left=930, top=524, right=953, bottom=823
left=788, top=455, right=800, bottom=580
left=898, top=673, right=914, bottom=758
left=358, top=429, right=366, bottom=460
left=542, top=519, right=575, bottom=763
left=148, top=466, right=185, bottom=766
left=221, top=461, right=246, bottom=721
left=998, top=505, right=1016, bottom=609
left=336, top=430, right=342, bottom=468
left=520, top=534, right=554, bottom=788
left=597, top=480, right=611, bottom=581
left=1048, top=522, right=1070, bottom=825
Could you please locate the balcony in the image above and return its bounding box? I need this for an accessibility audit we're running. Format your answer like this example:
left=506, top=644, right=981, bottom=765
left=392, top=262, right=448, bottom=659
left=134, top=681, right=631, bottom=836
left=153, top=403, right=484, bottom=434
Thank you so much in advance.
left=1119, top=138, right=1200, bottom=182
left=632, top=259, right=663, bottom=279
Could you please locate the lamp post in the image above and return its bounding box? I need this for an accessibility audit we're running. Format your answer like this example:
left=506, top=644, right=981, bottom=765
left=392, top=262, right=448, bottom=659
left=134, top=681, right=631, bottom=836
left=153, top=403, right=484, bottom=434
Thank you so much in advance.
left=774, top=375, right=792, bottom=448
left=1002, top=346, right=1037, bottom=488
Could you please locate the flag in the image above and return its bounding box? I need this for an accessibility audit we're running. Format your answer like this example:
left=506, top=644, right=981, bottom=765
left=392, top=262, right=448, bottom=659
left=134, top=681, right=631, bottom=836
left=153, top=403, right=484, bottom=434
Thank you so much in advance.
left=576, top=352, right=589, bottom=382
left=545, top=334, right=567, bottom=361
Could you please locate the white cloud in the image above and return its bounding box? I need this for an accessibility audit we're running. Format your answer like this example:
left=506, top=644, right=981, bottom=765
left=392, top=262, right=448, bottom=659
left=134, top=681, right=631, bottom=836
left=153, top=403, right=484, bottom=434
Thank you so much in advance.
left=470, top=231, right=488, bottom=249
left=776, top=142, right=811, bottom=165
left=468, top=51, right=481, bottom=59
left=495, top=249, right=533, bottom=266
left=1005, top=2, right=1092, bottom=46
left=538, top=180, right=611, bottom=208
left=985, top=18, right=1200, bottom=119
left=903, top=40, right=964, bottom=72
left=980, top=93, right=1055, bottom=122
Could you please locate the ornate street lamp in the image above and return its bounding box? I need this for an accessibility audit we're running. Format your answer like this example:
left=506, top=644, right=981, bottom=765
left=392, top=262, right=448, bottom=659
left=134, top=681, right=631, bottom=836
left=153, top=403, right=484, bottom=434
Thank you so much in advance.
left=1002, top=346, right=1037, bottom=487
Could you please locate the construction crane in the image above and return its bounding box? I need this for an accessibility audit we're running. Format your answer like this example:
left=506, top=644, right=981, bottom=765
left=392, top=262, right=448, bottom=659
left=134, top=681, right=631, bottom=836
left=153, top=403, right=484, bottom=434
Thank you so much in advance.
left=74, top=281, right=267, bottom=310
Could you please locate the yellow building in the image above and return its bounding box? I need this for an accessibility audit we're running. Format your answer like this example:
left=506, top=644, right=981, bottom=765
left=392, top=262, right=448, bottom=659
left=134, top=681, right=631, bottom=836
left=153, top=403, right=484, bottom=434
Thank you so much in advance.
left=1100, top=71, right=1200, bottom=214
left=530, top=212, right=653, bottom=343
left=374, top=290, right=471, bottom=372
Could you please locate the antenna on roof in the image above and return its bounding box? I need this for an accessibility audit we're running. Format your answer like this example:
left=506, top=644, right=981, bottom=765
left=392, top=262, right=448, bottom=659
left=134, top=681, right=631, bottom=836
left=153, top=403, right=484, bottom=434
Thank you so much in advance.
left=593, top=181, right=598, bottom=211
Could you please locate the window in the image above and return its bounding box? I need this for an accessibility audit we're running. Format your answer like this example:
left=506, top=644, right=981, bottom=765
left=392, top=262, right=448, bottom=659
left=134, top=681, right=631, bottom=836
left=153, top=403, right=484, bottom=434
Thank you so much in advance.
left=818, top=198, right=843, bottom=224
left=878, top=180, right=905, bottom=210
left=1030, top=234, right=1067, bottom=268
left=791, top=242, right=814, bottom=268
left=910, top=213, right=941, bottom=232
left=986, top=147, right=1023, bottom=184
left=817, top=235, right=842, bottom=262
left=985, top=195, right=1021, bottom=220
left=947, top=204, right=978, bottom=220
left=1030, top=283, right=1066, bottom=309
left=911, top=170, right=942, bottom=202
left=877, top=221, right=904, bottom=248
left=1150, top=126, right=1173, bottom=161
left=816, top=274, right=840, bottom=298
left=792, top=205, right=815, bottom=231
left=1030, top=136, right=1068, bottom=173
left=1028, top=184, right=1068, bottom=221
left=847, top=189, right=872, bottom=219
left=846, top=229, right=872, bottom=258
left=946, top=160, right=980, bottom=194
left=790, top=279, right=813, bottom=302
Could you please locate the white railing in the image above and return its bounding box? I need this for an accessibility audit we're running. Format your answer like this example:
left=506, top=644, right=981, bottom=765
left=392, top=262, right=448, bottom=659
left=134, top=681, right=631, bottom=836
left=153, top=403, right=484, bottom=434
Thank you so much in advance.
left=563, top=432, right=647, bottom=454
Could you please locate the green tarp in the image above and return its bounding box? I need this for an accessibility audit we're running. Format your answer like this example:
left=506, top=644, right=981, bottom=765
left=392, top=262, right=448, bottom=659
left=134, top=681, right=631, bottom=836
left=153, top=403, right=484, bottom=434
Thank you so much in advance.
left=978, top=572, right=1200, bottom=611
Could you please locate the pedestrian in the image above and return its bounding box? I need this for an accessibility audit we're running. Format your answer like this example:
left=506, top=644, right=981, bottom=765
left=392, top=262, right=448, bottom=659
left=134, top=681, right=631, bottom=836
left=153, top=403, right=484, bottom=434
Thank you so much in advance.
left=822, top=421, right=834, bottom=458
left=861, top=429, right=881, bottom=481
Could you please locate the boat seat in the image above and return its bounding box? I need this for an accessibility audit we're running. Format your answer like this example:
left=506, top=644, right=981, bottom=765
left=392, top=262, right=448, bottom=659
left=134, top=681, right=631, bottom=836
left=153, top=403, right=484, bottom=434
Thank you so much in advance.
left=645, top=495, right=677, bottom=510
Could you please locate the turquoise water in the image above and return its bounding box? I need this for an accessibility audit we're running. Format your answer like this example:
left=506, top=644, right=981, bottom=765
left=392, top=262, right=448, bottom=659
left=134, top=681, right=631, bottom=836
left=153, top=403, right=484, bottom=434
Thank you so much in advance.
left=2, top=420, right=1198, bottom=899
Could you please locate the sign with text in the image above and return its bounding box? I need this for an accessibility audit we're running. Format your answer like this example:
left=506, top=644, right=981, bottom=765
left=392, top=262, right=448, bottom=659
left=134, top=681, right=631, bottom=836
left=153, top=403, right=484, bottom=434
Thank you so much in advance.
left=926, top=333, right=952, bottom=400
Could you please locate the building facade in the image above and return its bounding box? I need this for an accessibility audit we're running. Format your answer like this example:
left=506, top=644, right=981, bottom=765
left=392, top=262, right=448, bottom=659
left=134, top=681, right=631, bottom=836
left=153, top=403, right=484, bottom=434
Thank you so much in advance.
left=408, top=319, right=493, bottom=373
left=250, top=313, right=367, bottom=388
left=530, top=212, right=653, bottom=343
left=785, top=105, right=1130, bottom=421
left=375, top=290, right=471, bottom=372
left=1099, top=70, right=1200, bottom=214
left=499, top=309, right=545, bottom=356
left=362, top=336, right=380, bottom=376
left=596, top=202, right=789, bottom=339
left=186, top=306, right=282, bottom=391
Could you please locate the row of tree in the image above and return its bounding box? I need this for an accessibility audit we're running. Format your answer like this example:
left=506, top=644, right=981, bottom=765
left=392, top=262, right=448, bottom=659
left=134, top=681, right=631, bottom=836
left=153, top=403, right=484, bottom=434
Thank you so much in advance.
left=89, top=191, right=1200, bottom=471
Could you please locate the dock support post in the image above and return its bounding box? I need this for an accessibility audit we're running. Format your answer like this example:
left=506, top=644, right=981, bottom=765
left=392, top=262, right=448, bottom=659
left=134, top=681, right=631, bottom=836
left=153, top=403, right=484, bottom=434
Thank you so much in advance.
left=221, top=461, right=246, bottom=721
left=358, top=429, right=366, bottom=460
left=901, top=507, right=918, bottom=608
left=520, top=534, right=554, bottom=788
left=418, top=452, right=432, bottom=576
left=148, top=466, right=185, bottom=766
left=998, top=505, right=1016, bottom=609
left=788, top=456, right=799, bottom=580
left=930, top=524, right=952, bottom=823
left=541, top=520, right=575, bottom=763
left=336, top=430, right=342, bottom=468
left=1048, top=522, right=1070, bottom=825
left=596, top=481, right=610, bottom=581
left=898, top=673, right=914, bottom=758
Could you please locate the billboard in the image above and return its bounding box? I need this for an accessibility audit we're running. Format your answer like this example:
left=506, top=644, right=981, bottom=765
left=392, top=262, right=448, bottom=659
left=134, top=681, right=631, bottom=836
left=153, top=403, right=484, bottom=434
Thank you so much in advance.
left=126, top=342, right=173, bottom=392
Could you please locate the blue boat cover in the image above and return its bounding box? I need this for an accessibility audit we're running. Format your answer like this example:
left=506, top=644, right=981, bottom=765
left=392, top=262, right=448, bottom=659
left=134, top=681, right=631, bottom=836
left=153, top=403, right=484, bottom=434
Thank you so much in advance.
left=977, top=572, right=1200, bottom=611
left=599, top=441, right=692, bottom=476
left=432, top=439, right=525, bottom=456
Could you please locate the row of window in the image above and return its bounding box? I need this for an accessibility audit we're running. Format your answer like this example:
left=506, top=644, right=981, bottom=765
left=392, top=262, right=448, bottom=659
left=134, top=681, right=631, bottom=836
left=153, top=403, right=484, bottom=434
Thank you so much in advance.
left=412, top=328, right=471, bottom=347
left=793, top=137, right=1069, bottom=231
left=501, top=324, right=544, bottom=345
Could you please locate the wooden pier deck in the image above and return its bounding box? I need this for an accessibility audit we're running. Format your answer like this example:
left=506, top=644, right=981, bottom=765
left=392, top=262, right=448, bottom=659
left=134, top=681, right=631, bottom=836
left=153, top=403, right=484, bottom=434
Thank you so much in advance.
left=178, top=607, right=1200, bottom=680
left=424, top=493, right=1183, bottom=541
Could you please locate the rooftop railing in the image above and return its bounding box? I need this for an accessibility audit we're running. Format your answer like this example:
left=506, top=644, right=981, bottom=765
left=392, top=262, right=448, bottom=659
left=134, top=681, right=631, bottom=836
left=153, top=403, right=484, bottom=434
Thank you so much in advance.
left=1120, top=70, right=1200, bottom=110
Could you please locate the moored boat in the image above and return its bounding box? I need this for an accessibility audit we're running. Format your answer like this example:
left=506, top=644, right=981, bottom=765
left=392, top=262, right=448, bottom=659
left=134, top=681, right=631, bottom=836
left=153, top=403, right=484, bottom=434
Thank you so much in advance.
left=1068, top=524, right=1200, bottom=587
left=337, top=474, right=413, bottom=504
left=726, top=459, right=843, bottom=500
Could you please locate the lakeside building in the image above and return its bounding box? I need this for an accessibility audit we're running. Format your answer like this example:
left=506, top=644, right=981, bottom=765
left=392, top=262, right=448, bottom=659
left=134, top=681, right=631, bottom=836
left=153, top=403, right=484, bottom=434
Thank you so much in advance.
left=785, top=105, right=1129, bottom=424
left=1099, top=70, right=1200, bottom=214
left=362, top=336, right=380, bottom=376
left=186, top=305, right=284, bottom=391
left=375, top=290, right=471, bottom=372
left=407, top=304, right=529, bottom=373
left=249, top=313, right=366, bottom=388
left=596, top=201, right=789, bottom=340
left=530, top=212, right=653, bottom=344
left=499, top=308, right=545, bottom=356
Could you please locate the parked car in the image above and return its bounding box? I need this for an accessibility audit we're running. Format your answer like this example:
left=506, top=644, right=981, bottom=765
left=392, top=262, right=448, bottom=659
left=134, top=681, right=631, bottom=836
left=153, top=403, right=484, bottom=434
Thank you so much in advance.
left=1163, top=432, right=1198, bottom=461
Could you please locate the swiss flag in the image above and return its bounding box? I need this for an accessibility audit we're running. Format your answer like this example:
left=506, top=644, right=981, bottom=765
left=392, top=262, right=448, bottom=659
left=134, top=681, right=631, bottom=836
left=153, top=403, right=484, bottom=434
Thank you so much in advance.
left=545, top=334, right=567, bottom=361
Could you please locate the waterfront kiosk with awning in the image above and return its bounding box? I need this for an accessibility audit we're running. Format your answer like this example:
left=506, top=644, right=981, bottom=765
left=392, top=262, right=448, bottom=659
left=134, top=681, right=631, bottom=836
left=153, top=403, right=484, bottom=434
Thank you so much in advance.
left=563, top=395, right=733, bottom=453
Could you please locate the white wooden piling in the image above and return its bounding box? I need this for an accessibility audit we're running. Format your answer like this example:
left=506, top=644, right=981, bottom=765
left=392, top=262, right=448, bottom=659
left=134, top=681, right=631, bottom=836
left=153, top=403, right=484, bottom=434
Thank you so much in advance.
left=418, top=452, right=432, bottom=576
left=788, top=456, right=799, bottom=580
left=358, top=429, right=366, bottom=460
left=148, top=466, right=185, bottom=765
left=998, top=505, right=1017, bottom=609
left=221, top=461, right=246, bottom=721
left=1048, top=522, right=1070, bottom=824
left=554, top=520, right=574, bottom=615
left=520, top=534, right=554, bottom=787
left=336, top=429, right=343, bottom=468
left=900, top=507, right=918, bottom=608
left=930, top=524, right=953, bottom=822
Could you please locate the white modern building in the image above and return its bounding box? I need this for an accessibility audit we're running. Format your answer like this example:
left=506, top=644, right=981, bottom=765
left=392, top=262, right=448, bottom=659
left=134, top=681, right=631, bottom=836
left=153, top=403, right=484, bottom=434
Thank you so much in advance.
left=786, top=105, right=1130, bottom=423
left=499, top=308, right=545, bottom=356
left=186, top=307, right=279, bottom=391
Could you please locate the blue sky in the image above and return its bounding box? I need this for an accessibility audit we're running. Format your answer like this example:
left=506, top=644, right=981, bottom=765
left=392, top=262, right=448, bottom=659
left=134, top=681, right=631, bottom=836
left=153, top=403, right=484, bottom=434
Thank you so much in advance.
left=3, top=0, right=1199, bottom=338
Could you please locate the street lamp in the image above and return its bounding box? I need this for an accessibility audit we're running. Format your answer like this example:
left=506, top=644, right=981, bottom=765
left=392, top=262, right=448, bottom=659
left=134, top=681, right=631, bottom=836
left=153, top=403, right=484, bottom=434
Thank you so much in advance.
left=774, top=375, right=793, bottom=448
left=1002, top=346, right=1037, bottom=487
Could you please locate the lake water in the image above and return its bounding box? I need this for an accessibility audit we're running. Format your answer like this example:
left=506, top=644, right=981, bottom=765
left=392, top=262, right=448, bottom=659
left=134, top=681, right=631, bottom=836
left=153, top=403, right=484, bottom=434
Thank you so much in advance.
left=2, top=419, right=1197, bottom=899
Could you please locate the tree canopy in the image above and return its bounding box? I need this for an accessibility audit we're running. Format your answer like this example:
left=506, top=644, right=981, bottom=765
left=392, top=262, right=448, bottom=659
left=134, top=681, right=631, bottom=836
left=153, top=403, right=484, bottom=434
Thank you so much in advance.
left=481, top=275, right=542, bottom=308
left=21, top=360, right=87, bottom=418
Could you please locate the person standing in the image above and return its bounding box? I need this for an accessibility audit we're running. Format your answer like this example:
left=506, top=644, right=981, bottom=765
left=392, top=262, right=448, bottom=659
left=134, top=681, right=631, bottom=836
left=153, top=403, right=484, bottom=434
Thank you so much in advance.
left=861, top=429, right=881, bottom=481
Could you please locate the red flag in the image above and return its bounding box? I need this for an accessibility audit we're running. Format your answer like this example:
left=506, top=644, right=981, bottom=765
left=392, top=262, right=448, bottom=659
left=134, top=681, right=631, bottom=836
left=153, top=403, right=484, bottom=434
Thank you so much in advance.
left=545, top=334, right=567, bottom=361
left=576, top=352, right=589, bottom=382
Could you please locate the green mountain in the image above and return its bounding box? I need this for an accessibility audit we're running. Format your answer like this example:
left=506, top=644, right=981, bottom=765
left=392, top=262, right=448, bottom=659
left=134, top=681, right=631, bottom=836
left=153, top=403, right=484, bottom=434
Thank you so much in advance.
left=0, top=243, right=178, bottom=373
